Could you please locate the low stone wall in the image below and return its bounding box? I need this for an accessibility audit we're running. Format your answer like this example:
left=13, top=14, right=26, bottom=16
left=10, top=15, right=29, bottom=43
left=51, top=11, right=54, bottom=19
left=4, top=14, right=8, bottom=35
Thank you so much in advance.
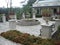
left=17, top=19, right=40, bottom=26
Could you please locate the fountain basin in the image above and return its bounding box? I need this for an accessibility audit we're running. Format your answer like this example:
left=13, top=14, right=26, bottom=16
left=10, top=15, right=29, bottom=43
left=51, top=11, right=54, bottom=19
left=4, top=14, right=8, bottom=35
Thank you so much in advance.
left=17, top=19, right=40, bottom=26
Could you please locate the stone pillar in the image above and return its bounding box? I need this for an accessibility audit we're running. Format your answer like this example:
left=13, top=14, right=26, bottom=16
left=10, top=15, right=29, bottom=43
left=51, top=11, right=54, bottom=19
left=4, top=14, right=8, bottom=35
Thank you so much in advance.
left=40, top=23, right=53, bottom=39
left=32, top=8, right=36, bottom=19
left=22, top=13, right=25, bottom=19
left=15, top=14, right=17, bottom=20
left=33, top=13, right=36, bottom=19
left=2, top=14, right=6, bottom=23
left=9, top=19, right=16, bottom=30
left=54, top=19, right=60, bottom=31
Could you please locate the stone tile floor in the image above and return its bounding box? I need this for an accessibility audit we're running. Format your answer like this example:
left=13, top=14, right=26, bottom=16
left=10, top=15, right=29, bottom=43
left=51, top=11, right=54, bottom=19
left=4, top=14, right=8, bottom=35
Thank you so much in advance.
left=0, top=22, right=21, bottom=45
left=0, top=18, right=41, bottom=45
left=0, top=18, right=55, bottom=45
left=0, top=36, right=21, bottom=45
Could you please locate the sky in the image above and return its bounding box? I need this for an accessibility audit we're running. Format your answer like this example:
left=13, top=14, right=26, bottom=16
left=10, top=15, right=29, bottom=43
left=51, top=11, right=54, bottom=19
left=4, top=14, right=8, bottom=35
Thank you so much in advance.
left=0, top=0, right=28, bottom=8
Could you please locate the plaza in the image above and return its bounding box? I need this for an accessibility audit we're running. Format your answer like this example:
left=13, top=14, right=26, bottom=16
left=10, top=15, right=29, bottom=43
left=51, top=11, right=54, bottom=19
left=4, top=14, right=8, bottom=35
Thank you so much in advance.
left=0, top=0, right=60, bottom=45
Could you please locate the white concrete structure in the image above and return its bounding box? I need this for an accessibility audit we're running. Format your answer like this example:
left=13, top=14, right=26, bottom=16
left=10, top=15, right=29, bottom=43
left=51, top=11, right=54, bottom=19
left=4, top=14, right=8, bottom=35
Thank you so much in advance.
left=9, top=19, right=16, bottom=30
left=2, top=14, right=6, bottom=23
left=33, top=13, right=36, bottom=19
left=22, top=13, right=25, bottom=19
left=32, top=8, right=36, bottom=19
left=41, top=22, right=53, bottom=39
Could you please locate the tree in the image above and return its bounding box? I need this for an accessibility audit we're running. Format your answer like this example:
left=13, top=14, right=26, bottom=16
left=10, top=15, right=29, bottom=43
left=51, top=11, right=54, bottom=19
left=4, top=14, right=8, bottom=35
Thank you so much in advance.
left=27, top=0, right=36, bottom=6
left=23, top=0, right=36, bottom=18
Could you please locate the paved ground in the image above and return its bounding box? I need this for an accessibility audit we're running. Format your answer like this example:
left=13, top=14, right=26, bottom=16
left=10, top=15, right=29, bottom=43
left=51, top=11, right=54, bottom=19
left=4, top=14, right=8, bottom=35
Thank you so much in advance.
left=0, top=18, right=42, bottom=45
left=0, top=36, right=21, bottom=45
left=0, top=18, right=40, bottom=45
left=0, top=18, right=43, bottom=36
left=0, top=18, right=55, bottom=45
left=0, top=22, right=21, bottom=45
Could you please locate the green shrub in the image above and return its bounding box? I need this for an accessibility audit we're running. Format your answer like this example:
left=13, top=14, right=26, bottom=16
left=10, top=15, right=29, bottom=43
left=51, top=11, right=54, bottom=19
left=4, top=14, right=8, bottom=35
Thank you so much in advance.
left=0, top=30, right=22, bottom=40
